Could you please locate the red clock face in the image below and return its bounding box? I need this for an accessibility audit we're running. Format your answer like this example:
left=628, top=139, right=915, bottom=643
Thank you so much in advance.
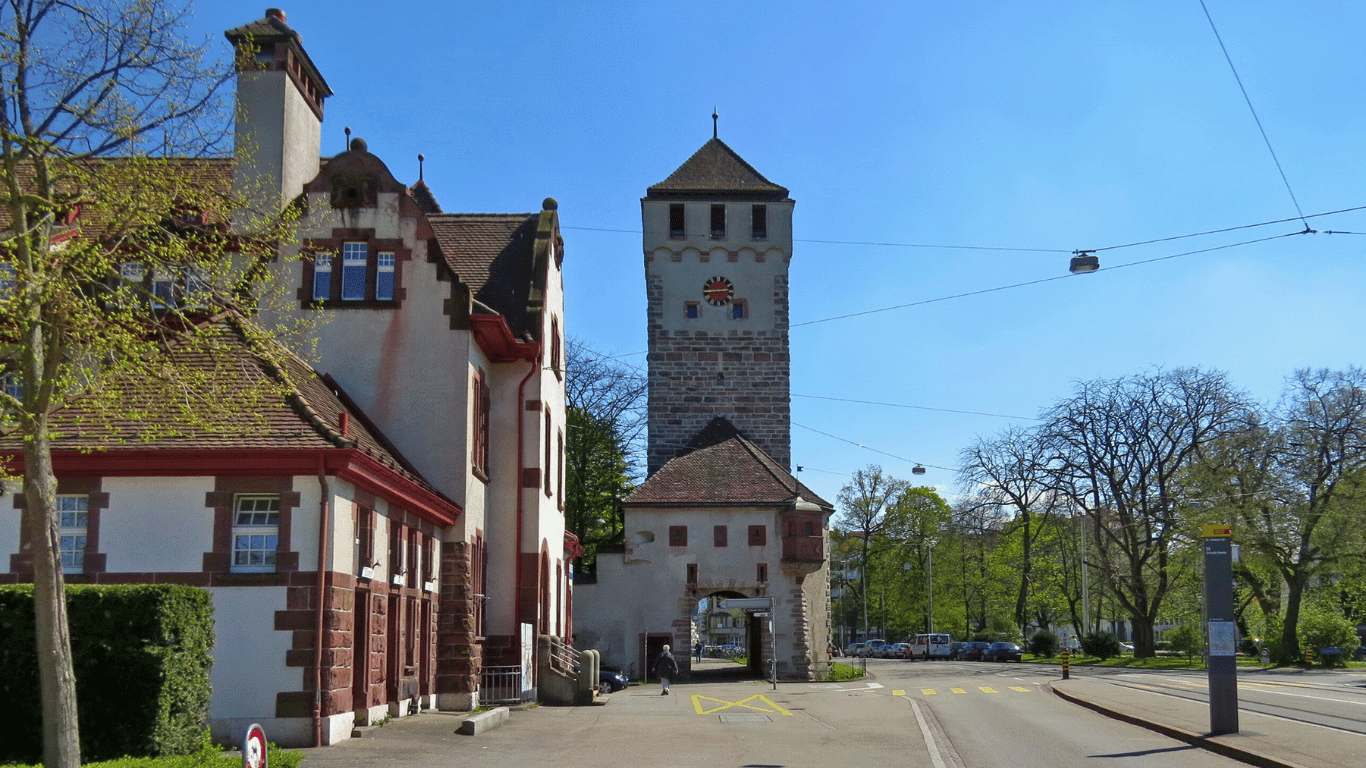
left=703, top=276, right=734, bottom=306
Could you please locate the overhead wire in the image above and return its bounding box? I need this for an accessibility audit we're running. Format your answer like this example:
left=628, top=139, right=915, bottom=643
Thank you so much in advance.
left=793, top=422, right=954, bottom=472
left=1199, top=0, right=1308, bottom=227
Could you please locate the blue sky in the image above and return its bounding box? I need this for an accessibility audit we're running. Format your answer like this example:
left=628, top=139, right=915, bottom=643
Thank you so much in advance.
left=189, top=2, right=1366, bottom=506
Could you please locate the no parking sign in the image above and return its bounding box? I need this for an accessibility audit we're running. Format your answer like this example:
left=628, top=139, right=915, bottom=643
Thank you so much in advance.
left=242, top=724, right=267, bottom=768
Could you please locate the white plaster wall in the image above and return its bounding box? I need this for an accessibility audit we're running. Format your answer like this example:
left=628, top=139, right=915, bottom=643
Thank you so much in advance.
left=208, top=586, right=293, bottom=718
left=269, top=195, right=468, bottom=503
left=0, top=480, right=21, bottom=572
left=232, top=70, right=321, bottom=216
left=291, top=479, right=322, bottom=569
left=576, top=506, right=782, bottom=673
left=101, top=476, right=214, bottom=572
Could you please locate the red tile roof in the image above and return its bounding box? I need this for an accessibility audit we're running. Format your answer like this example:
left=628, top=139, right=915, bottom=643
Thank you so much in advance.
left=428, top=212, right=541, bottom=335
left=624, top=417, right=830, bottom=508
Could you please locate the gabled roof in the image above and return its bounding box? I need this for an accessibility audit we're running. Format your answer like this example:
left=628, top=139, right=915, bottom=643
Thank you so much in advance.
left=428, top=212, right=542, bottom=337
left=408, top=180, right=442, bottom=214
left=646, top=138, right=789, bottom=200
left=624, top=416, right=831, bottom=508
left=0, top=315, right=449, bottom=510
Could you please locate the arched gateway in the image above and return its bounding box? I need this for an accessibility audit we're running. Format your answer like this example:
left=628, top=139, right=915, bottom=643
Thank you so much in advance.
left=575, top=132, right=833, bottom=680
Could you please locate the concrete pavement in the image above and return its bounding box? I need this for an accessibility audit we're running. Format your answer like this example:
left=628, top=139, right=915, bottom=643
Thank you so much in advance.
left=280, top=662, right=1363, bottom=768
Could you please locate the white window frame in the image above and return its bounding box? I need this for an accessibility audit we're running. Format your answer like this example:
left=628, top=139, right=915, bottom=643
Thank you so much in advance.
left=313, top=253, right=333, bottom=300
left=341, top=242, right=367, bottom=300
left=57, top=494, right=88, bottom=574
left=376, top=251, right=395, bottom=300
left=231, top=494, right=280, bottom=572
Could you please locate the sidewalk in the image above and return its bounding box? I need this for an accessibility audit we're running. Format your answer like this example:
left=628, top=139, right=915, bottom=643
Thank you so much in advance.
left=1049, top=673, right=1358, bottom=768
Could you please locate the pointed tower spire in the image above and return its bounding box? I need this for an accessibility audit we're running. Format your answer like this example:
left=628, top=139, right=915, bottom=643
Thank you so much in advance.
left=712, top=107, right=718, bottom=139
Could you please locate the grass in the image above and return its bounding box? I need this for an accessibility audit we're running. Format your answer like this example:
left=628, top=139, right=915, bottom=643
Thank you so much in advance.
left=1023, top=653, right=1366, bottom=671
left=827, top=662, right=866, bottom=681
left=3, top=734, right=304, bottom=768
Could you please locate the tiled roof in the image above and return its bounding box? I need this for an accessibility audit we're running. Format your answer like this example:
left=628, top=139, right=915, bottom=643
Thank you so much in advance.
left=624, top=417, right=831, bottom=508
left=646, top=138, right=789, bottom=200
left=428, top=213, right=540, bottom=335
left=2, top=158, right=234, bottom=239
left=0, top=315, right=440, bottom=497
left=409, top=180, right=442, bottom=214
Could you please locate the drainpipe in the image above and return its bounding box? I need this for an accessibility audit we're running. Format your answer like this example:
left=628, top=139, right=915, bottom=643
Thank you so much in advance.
left=313, top=452, right=333, bottom=747
left=514, top=354, right=539, bottom=632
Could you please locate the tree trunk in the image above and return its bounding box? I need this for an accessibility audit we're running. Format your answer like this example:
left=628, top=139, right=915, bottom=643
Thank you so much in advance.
left=1280, top=574, right=1308, bottom=663
left=1131, top=617, right=1155, bottom=658
left=25, top=433, right=81, bottom=768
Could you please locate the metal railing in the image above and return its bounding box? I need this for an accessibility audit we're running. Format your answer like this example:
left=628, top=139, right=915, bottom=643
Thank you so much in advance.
left=480, top=665, right=532, bottom=706
left=547, top=635, right=581, bottom=676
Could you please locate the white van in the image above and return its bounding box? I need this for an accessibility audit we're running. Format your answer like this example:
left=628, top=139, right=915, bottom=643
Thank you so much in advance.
left=910, top=633, right=953, bottom=660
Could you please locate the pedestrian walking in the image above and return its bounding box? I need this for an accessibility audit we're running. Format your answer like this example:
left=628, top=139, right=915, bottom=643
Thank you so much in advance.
left=695, top=641, right=704, bottom=662
left=654, top=644, right=678, bottom=695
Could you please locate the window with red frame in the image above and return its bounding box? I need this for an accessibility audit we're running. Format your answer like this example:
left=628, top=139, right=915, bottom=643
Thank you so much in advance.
left=472, top=371, right=490, bottom=479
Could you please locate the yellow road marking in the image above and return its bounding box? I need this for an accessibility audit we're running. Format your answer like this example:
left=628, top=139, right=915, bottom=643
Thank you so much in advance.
left=921, top=689, right=936, bottom=695
left=691, top=693, right=792, bottom=716
left=951, top=688, right=966, bottom=694
left=1010, top=686, right=1029, bottom=692
left=979, top=687, right=997, bottom=693
left=892, top=690, right=906, bottom=696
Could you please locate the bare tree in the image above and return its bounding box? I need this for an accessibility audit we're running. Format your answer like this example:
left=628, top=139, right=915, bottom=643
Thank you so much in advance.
left=959, top=425, right=1065, bottom=636
left=1040, top=368, right=1253, bottom=657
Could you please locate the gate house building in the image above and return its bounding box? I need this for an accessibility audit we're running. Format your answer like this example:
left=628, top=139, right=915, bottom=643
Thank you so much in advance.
left=576, top=135, right=833, bottom=680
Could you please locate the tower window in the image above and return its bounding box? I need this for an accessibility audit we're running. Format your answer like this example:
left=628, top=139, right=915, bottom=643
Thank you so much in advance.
left=710, top=204, right=725, bottom=238
left=752, top=205, right=767, bottom=240
left=714, top=525, right=728, bottom=547
left=757, top=563, right=768, bottom=583
left=684, top=301, right=700, bottom=319
left=669, top=204, right=685, bottom=238
left=731, top=299, right=747, bottom=320
left=686, top=563, right=698, bottom=584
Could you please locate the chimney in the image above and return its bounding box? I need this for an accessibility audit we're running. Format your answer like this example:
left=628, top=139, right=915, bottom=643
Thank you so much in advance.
left=225, top=9, right=332, bottom=218
left=339, top=412, right=350, bottom=438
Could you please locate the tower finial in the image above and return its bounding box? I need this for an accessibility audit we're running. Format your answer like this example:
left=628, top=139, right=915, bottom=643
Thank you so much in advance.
left=344, top=126, right=351, bottom=151
left=418, top=153, right=425, bottom=182
left=712, top=107, right=718, bottom=139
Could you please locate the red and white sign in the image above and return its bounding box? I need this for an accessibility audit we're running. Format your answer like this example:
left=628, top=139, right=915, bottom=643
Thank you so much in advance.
left=242, top=724, right=267, bottom=768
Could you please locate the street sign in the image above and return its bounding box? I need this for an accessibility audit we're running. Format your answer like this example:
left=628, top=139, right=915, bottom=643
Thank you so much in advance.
left=242, top=724, right=267, bottom=768
left=719, top=598, right=773, bottom=611
left=1201, top=524, right=1233, bottom=538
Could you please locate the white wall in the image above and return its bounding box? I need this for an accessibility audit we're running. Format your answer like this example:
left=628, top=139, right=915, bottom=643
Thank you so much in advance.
left=102, top=476, right=214, bottom=572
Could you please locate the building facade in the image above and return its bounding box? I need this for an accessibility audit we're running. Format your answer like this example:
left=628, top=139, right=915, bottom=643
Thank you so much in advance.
left=576, top=136, right=831, bottom=681
left=1, top=9, right=573, bottom=746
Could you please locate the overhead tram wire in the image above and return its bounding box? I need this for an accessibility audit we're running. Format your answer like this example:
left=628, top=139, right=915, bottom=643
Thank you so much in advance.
left=793, top=422, right=953, bottom=473
left=1200, top=0, right=1309, bottom=228
left=792, top=229, right=1307, bottom=328
left=792, top=394, right=1037, bottom=421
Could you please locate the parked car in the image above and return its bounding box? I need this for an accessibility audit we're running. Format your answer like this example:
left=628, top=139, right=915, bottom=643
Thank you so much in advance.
left=908, top=633, right=953, bottom=660
left=982, top=642, right=1023, bottom=662
left=886, top=642, right=912, bottom=659
left=861, top=639, right=887, bottom=658
left=961, top=641, right=991, bottom=661
left=599, top=667, right=630, bottom=693
left=1120, top=642, right=1135, bottom=654
left=948, top=641, right=967, bottom=660
left=846, top=642, right=866, bottom=658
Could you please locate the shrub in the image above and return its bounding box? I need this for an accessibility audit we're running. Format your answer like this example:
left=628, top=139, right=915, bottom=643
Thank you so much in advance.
left=1079, top=632, right=1121, bottom=660
left=827, top=662, right=866, bottom=681
left=1027, top=630, right=1059, bottom=658
left=1298, top=606, right=1360, bottom=668
left=0, top=584, right=214, bottom=763
left=1165, top=624, right=1203, bottom=660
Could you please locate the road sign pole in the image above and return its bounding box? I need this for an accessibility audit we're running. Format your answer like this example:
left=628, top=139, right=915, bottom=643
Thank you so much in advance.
left=1202, top=524, right=1238, bottom=735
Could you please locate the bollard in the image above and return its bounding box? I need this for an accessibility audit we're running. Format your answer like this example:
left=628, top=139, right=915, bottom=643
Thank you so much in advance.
left=1304, top=646, right=1314, bottom=667
left=1062, top=648, right=1070, bottom=680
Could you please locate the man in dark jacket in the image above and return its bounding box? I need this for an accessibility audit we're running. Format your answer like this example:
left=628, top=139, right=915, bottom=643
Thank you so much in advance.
left=654, top=644, right=678, bottom=695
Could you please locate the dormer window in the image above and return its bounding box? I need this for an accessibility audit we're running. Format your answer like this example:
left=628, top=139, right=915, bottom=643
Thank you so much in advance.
left=300, top=231, right=406, bottom=308
left=330, top=174, right=379, bottom=209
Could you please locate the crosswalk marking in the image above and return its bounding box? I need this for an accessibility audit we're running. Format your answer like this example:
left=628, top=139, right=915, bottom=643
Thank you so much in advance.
left=893, top=690, right=906, bottom=696
left=911, top=687, right=1032, bottom=696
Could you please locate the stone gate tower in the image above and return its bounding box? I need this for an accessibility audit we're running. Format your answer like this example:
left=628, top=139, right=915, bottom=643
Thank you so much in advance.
left=642, top=136, right=794, bottom=474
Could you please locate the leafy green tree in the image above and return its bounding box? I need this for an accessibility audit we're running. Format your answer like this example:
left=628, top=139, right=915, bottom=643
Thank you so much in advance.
left=1297, top=605, right=1360, bottom=667
left=1165, top=623, right=1203, bottom=661
left=835, top=466, right=910, bottom=638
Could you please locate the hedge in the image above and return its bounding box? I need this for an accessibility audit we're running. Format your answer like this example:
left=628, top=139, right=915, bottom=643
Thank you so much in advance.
left=0, top=584, right=215, bottom=763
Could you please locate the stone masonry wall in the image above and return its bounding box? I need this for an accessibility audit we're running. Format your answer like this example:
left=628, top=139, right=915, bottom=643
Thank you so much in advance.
left=646, top=271, right=790, bottom=473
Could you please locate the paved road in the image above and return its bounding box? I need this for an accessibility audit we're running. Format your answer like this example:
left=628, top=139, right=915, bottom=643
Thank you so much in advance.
left=289, top=657, right=1354, bottom=768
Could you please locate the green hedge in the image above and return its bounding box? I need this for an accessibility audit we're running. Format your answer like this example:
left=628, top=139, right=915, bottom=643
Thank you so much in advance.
left=0, top=584, right=215, bottom=763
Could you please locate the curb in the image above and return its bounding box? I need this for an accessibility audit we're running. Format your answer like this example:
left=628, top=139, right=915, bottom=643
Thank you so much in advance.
left=1045, top=682, right=1306, bottom=768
